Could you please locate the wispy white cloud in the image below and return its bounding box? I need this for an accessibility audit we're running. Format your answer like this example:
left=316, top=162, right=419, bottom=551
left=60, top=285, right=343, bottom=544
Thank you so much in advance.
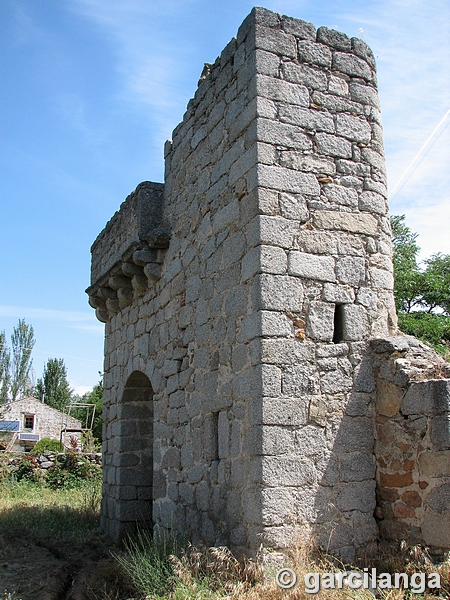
left=0, top=305, right=97, bottom=324
left=68, top=0, right=449, bottom=259
left=71, top=384, right=94, bottom=395
left=68, top=0, right=200, bottom=148
left=10, top=2, right=48, bottom=47
left=32, top=348, right=102, bottom=365
left=339, top=0, right=450, bottom=260
left=54, top=93, right=108, bottom=147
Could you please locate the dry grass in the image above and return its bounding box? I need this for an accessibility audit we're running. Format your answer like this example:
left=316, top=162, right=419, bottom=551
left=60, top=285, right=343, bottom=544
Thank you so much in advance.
left=102, top=533, right=450, bottom=600
left=1, top=476, right=448, bottom=599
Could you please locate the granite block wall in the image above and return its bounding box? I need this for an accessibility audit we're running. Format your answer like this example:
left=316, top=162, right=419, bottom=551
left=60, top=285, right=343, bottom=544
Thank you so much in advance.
left=87, top=7, right=449, bottom=558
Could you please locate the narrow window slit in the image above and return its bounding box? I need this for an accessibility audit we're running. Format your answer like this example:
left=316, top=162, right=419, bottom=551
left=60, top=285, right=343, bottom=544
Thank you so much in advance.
left=211, top=412, right=219, bottom=461
left=333, top=304, right=344, bottom=343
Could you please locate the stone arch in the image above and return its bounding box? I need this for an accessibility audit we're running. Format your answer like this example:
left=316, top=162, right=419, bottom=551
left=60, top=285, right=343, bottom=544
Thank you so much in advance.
left=115, top=370, right=154, bottom=540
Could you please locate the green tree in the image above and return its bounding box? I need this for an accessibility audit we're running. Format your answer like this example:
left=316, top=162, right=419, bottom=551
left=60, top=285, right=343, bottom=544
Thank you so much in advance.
left=392, top=215, right=450, bottom=357
left=72, top=380, right=103, bottom=443
left=10, top=319, right=35, bottom=401
left=36, top=358, right=72, bottom=411
left=421, top=253, right=450, bottom=315
left=86, top=381, right=103, bottom=442
left=0, top=331, right=10, bottom=403
left=0, top=319, right=35, bottom=402
left=391, top=214, right=422, bottom=312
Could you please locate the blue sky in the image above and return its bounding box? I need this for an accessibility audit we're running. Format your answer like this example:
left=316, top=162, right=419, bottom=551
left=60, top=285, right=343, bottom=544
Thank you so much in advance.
left=1, top=0, right=449, bottom=393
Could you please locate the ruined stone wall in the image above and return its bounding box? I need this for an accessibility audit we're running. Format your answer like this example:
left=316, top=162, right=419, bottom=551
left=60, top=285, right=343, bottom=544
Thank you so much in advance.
left=372, top=337, right=450, bottom=554
left=88, top=7, right=448, bottom=559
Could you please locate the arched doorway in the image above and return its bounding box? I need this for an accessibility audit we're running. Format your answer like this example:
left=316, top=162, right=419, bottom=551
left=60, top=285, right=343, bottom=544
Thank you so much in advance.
left=115, top=370, right=154, bottom=539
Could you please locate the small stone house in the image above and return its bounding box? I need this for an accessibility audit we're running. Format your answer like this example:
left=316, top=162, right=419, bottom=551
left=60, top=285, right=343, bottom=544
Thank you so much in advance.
left=87, top=8, right=450, bottom=559
left=0, top=397, right=82, bottom=452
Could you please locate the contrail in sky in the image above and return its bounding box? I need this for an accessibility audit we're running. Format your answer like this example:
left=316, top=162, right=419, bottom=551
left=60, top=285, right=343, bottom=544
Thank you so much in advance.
left=388, top=108, right=450, bottom=200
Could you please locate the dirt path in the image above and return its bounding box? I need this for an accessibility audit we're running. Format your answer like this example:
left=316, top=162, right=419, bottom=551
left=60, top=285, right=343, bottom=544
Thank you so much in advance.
left=0, top=530, right=125, bottom=600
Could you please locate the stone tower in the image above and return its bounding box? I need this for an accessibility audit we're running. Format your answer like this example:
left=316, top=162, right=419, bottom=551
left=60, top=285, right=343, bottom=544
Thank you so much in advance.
left=87, top=8, right=450, bottom=559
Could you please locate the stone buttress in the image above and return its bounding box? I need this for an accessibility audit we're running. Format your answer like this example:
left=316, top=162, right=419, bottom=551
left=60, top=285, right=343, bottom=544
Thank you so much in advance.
left=87, top=8, right=450, bottom=559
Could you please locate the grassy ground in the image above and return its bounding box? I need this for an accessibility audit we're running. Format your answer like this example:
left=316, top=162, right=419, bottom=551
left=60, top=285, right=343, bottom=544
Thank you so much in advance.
left=0, top=475, right=449, bottom=599
left=0, top=478, right=101, bottom=542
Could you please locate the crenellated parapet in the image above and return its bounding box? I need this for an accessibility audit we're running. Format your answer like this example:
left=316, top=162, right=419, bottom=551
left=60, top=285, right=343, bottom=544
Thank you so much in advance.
left=86, top=181, right=170, bottom=322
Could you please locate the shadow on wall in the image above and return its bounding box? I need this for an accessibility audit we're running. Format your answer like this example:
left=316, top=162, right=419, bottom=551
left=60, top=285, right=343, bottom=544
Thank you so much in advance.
left=312, top=337, right=450, bottom=561
left=113, top=371, right=154, bottom=541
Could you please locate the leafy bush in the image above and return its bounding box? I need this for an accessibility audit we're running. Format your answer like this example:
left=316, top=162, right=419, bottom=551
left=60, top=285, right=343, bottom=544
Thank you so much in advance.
left=398, top=312, right=450, bottom=356
left=14, top=455, right=42, bottom=483
left=46, top=452, right=102, bottom=490
left=31, top=437, right=62, bottom=454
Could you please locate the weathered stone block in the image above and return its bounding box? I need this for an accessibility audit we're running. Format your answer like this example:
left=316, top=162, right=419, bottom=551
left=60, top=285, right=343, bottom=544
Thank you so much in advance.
left=259, top=338, right=314, bottom=364
left=218, top=411, right=230, bottom=459
left=422, top=509, right=450, bottom=549
left=253, top=274, right=304, bottom=311
left=254, top=49, right=280, bottom=77
left=251, top=397, right=309, bottom=426
left=321, top=369, right=353, bottom=394
left=402, top=380, right=450, bottom=417
left=323, top=283, right=355, bottom=304
left=259, top=215, right=299, bottom=248
left=305, top=301, right=335, bottom=341
left=288, top=252, right=335, bottom=281
left=317, top=26, right=351, bottom=50
left=328, top=75, right=348, bottom=96
left=376, top=379, right=405, bottom=417
left=362, top=148, right=386, bottom=174
left=255, top=75, right=309, bottom=106
left=252, top=164, right=320, bottom=195
left=430, top=414, right=450, bottom=449
left=341, top=452, right=375, bottom=482
left=359, top=191, right=386, bottom=215
left=279, top=192, right=309, bottom=221
left=334, top=417, right=374, bottom=452
left=297, top=41, right=332, bottom=67
left=254, top=25, right=297, bottom=58
left=419, top=451, right=450, bottom=478
left=342, top=304, right=368, bottom=340
left=279, top=105, right=334, bottom=133
left=314, top=210, right=378, bottom=235
left=315, top=132, right=352, bottom=158
left=279, top=152, right=336, bottom=176
left=336, top=256, right=365, bottom=286
left=336, top=114, right=371, bottom=143
left=426, top=484, right=450, bottom=514
left=282, top=62, right=327, bottom=90
left=336, top=480, right=376, bottom=512
left=283, top=365, right=318, bottom=395
left=349, top=81, right=379, bottom=107
left=282, top=16, right=316, bottom=40
left=322, top=184, right=358, bottom=208
left=356, top=287, right=377, bottom=310
left=333, top=52, right=372, bottom=80
left=296, top=424, right=327, bottom=457
left=257, top=455, right=316, bottom=486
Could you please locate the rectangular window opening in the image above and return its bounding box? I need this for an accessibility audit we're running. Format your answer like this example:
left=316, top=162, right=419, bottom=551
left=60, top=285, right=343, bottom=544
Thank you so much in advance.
left=24, top=415, right=34, bottom=430
left=333, top=304, right=344, bottom=344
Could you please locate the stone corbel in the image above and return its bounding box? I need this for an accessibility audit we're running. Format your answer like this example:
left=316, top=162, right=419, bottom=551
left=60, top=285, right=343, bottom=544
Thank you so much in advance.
left=87, top=181, right=171, bottom=322
left=86, top=240, right=169, bottom=322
